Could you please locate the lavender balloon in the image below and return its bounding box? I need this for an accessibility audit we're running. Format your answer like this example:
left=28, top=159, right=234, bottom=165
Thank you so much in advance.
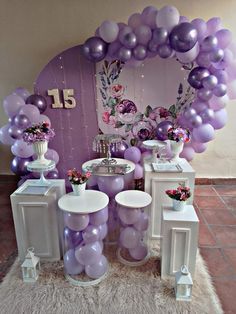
left=14, top=114, right=30, bottom=129
left=209, top=48, right=224, bottom=63
left=189, top=114, right=203, bottom=128
left=75, top=241, right=102, bottom=265
left=11, top=139, right=34, bottom=158
left=64, top=227, right=83, bottom=249
left=215, top=29, right=232, bottom=49
left=118, top=47, right=132, bottom=62
left=202, top=75, right=218, bottom=90
left=180, top=146, right=195, bottom=161
left=133, top=45, right=147, bottom=60
left=207, top=17, right=222, bottom=34
left=134, top=164, right=143, bottom=180
left=11, top=156, right=32, bottom=176
left=184, top=107, right=197, bottom=119
left=13, top=87, right=30, bottom=101
left=26, top=94, right=47, bottom=114
left=45, top=148, right=59, bottom=164
left=3, top=95, right=25, bottom=118
left=152, top=27, right=168, bottom=45
left=193, top=123, right=215, bottom=143
left=89, top=206, right=108, bottom=226
left=0, top=124, right=15, bottom=146
left=111, top=140, right=128, bottom=158
left=191, top=18, right=207, bottom=41
left=82, top=37, right=107, bottom=62
left=156, top=121, right=173, bottom=141
left=85, top=255, right=108, bottom=279
left=129, top=243, right=148, bottom=260
left=199, top=108, right=214, bottom=123
left=47, top=170, right=59, bottom=179
left=192, top=141, right=207, bottom=153
left=210, top=108, right=227, bottom=129
left=118, top=207, right=141, bottom=225
left=188, top=67, right=210, bottom=89
left=19, top=105, right=40, bottom=123
left=64, top=249, right=84, bottom=275
left=64, top=212, right=89, bottom=231
left=134, top=25, right=152, bottom=45
left=121, top=32, right=137, bottom=49
left=201, top=35, right=218, bottom=52
left=196, top=52, right=211, bottom=68
left=197, top=88, right=213, bottom=101
left=120, top=226, right=141, bottom=249
left=124, top=146, right=141, bottom=164
left=133, top=211, right=149, bottom=231
left=157, top=44, right=172, bottom=58
left=141, top=6, right=158, bottom=29
left=99, top=20, right=119, bottom=43
left=156, top=5, right=180, bottom=32
left=128, top=13, right=143, bottom=29
left=169, top=22, right=198, bottom=52
left=98, top=223, right=108, bottom=240
left=213, top=84, right=227, bottom=97
left=97, top=176, right=124, bottom=198
left=82, top=225, right=100, bottom=244
left=8, top=125, right=23, bottom=139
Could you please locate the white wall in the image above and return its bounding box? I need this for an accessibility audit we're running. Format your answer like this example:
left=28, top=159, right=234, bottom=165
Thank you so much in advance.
left=1, top=0, right=236, bottom=177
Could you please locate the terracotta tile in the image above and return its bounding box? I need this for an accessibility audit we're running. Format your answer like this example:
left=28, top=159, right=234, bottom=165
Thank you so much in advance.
left=223, top=248, right=236, bottom=272
left=214, top=185, right=236, bottom=196
left=211, top=226, right=236, bottom=247
left=213, top=278, right=236, bottom=314
left=200, top=208, right=236, bottom=225
left=194, top=206, right=206, bottom=224
left=200, top=248, right=234, bottom=277
left=194, top=185, right=217, bottom=196
left=222, top=196, right=236, bottom=211
left=199, top=224, right=217, bottom=247
left=194, top=196, right=227, bottom=210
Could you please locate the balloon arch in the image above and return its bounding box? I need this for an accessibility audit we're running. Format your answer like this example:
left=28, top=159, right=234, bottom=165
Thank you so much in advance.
left=82, top=5, right=236, bottom=160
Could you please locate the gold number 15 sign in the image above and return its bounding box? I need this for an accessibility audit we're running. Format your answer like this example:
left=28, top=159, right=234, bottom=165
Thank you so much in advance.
left=47, top=89, right=76, bottom=109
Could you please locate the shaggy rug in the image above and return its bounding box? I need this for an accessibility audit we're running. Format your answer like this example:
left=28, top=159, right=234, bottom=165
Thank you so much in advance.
left=0, top=244, right=223, bottom=314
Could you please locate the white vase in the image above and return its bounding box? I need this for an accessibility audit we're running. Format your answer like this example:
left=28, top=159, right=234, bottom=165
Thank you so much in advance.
left=170, top=140, right=184, bottom=163
left=72, top=183, right=86, bottom=196
left=173, top=199, right=186, bottom=211
left=33, top=141, right=49, bottom=165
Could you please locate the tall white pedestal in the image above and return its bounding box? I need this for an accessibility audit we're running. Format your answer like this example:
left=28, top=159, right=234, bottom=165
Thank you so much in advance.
left=10, top=179, right=65, bottom=261
left=144, top=160, right=195, bottom=238
left=161, top=205, right=199, bottom=279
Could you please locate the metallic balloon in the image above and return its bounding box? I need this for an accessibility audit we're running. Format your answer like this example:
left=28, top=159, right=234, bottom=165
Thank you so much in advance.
left=184, top=107, right=197, bottom=119
left=82, top=36, right=108, bottom=62
left=213, top=83, right=227, bottom=97
left=133, top=45, right=147, bottom=60
left=157, top=44, right=172, bottom=58
left=26, top=94, right=47, bottom=114
left=111, top=140, right=128, bottom=158
left=118, top=46, right=132, bottom=62
left=148, top=40, right=158, bottom=52
left=47, top=170, right=59, bottom=179
left=14, top=114, right=30, bottom=129
left=197, top=88, right=213, bottom=101
left=169, top=22, right=198, bottom=52
left=152, top=27, right=168, bottom=45
left=8, top=125, right=23, bottom=139
left=209, top=48, right=224, bottom=63
left=122, top=32, right=137, bottom=49
left=189, top=114, right=203, bottom=128
left=201, top=35, right=218, bottom=52
left=188, top=67, right=210, bottom=89
left=156, top=120, right=173, bottom=141
left=202, top=75, right=218, bottom=90
left=11, top=156, right=32, bottom=176
left=199, top=108, right=214, bottom=123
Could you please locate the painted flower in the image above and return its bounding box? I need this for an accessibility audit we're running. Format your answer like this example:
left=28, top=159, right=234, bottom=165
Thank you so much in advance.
left=109, top=84, right=125, bottom=98
left=116, top=99, right=137, bottom=115
left=132, top=120, right=155, bottom=141
left=102, top=111, right=111, bottom=124
left=150, top=106, right=171, bottom=121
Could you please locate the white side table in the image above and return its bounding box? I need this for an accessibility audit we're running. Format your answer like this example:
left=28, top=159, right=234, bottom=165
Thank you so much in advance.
left=10, top=179, right=65, bottom=261
left=144, top=159, right=195, bottom=238
left=161, top=205, right=199, bottom=279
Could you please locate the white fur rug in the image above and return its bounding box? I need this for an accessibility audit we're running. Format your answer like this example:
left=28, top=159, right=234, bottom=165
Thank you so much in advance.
left=0, top=244, right=223, bottom=314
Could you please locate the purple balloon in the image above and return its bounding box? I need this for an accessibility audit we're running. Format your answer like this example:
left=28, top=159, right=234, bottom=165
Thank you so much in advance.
left=184, top=107, right=197, bottom=119
left=141, top=6, right=158, bottom=29
left=197, top=88, right=213, bottom=101
left=180, top=145, right=195, bottom=161
left=191, top=18, right=207, bottom=41
left=169, top=22, right=198, bottom=52
left=210, top=108, right=227, bottom=129
left=45, top=149, right=59, bottom=164
left=209, top=95, right=228, bottom=111
left=213, top=69, right=228, bottom=84
left=64, top=249, right=84, bottom=275
left=118, top=46, right=132, bottom=62
left=85, top=254, right=108, bottom=279
left=19, top=104, right=40, bottom=123
left=82, top=37, right=108, bottom=62
left=11, top=156, right=32, bottom=176
left=207, top=17, right=222, bottom=34
left=133, top=45, right=147, bottom=60
left=82, top=225, right=100, bottom=244
left=156, top=121, right=173, bottom=141
left=213, top=84, right=227, bottom=97
left=47, top=169, right=59, bottom=179
left=98, top=223, right=108, bottom=240
left=120, top=226, right=141, bottom=249
left=188, top=67, right=210, bottom=89
left=14, top=114, right=30, bottom=129
left=64, top=212, right=89, bottom=231
left=97, top=176, right=124, bottom=197
left=124, top=146, right=141, bottom=164
left=134, top=25, right=152, bottom=45
left=13, top=87, right=30, bottom=101
left=11, top=139, right=34, bottom=158
left=199, top=108, right=214, bottom=123
left=128, top=13, right=143, bottom=29
left=3, top=94, right=25, bottom=118
left=129, top=243, right=148, bottom=260
left=215, top=29, right=232, bottom=49
left=201, top=35, right=218, bottom=52
left=107, top=41, right=122, bottom=59
left=157, top=44, right=172, bottom=58
left=89, top=206, right=108, bottom=226
left=64, top=227, right=83, bottom=249
left=192, top=141, right=207, bottom=153
left=196, top=52, right=211, bottom=68
left=118, top=207, right=141, bottom=225
left=26, top=94, right=47, bottom=114
left=0, top=124, right=16, bottom=145
left=189, top=114, right=203, bottom=128
left=209, top=48, right=224, bottom=63
left=152, top=27, right=168, bottom=45
left=193, top=123, right=215, bottom=143
left=133, top=211, right=149, bottom=231
left=75, top=241, right=102, bottom=266
left=111, top=140, right=128, bottom=158
left=202, top=75, right=218, bottom=90
left=134, top=164, right=143, bottom=179
left=8, top=125, right=23, bottom=139
left=191, top=99, right=209, bottom=113
left=148, top=40, right=158, bottom=53
left=121, top=32, right=137, bottom=49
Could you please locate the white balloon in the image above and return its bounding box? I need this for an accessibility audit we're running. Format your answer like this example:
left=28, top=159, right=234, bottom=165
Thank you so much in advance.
left=176, top=42, right=200, bottom=64
left=209, top=94, right=228, bottom=111
left=99, top=20, right=119, bottom=43
left=156, top=5, right=180, bottom=32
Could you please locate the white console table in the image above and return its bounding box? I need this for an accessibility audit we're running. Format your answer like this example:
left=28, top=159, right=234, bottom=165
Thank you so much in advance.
left=161, top=205, right=199, bottom=278
left=144, top=159, right=195, bottom=238
left=10, top=179, right=65, bottom=261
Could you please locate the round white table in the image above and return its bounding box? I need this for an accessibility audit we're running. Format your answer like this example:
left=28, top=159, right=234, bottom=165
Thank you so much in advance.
left=115, top=190, right=152, bottom=209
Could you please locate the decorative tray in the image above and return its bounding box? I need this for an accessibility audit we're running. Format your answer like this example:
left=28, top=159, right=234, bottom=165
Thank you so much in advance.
left=89, top=163, right=130, bottom=176
left=152, top=163, right=183, bottom=173
left=15, top=183, right=53, bottom=195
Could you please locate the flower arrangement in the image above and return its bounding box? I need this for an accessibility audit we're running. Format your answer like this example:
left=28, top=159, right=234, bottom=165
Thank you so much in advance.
left=167, top=127, right=191, bottom=143
left=165, top=184, right=191, bottom=201
left=23, top=122, right=55, bottom=144
left=67, top=168, right=91, bottom=185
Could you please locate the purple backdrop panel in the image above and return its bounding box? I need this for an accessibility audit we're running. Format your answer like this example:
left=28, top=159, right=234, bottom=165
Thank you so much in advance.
left=35, top=45, right=98, bottom=180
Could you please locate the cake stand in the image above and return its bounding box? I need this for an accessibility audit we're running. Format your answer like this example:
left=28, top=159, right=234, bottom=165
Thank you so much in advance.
left=93, top=134, right=122, bottom=165
left=142, top=140, right=167, bottom=163
left=27, top=160, right=55, bottom=186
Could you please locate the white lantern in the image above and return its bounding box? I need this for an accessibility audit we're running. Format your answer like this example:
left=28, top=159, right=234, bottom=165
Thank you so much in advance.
left=21, top=247, right=40, bottom=283
left=175, top=265, right=193, bottom=301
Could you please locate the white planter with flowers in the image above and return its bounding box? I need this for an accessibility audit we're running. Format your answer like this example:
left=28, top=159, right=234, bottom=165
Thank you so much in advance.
left=167, top=127, right=191, bottom=163
left=68, top=168, right=91, bottom=196
left=166, top=184, right=191, bottom=212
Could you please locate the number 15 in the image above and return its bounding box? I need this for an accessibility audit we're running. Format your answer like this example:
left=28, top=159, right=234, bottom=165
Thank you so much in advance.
left=47, top=89, right=76, bottom=109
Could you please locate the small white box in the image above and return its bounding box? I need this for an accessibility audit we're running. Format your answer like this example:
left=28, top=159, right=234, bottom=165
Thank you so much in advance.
left=161, top=205, right=199, bottom=279
left=10, top=179, right=65, bottom=261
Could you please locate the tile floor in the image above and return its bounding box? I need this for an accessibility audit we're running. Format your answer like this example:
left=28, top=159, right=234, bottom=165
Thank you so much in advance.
left=0, top=181, right=236, bottom=313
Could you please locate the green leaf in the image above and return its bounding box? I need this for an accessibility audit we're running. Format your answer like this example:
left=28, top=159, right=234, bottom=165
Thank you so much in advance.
left=144, top=105, right=153, bottom=117
left=125, top=124, right=133, bottom=132
left=169, top=104, right=177, bottom=118
left=134, top=113, right=144, bottom=123
left=107, top=97, right=117, bottom=108
left=115, top=121, right=125, bottom=129
left=110, top=108, right=116, bottom=116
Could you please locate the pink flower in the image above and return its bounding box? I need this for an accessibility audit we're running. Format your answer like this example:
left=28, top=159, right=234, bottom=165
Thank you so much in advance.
left=108, top=115, right=117, bottom=126
left=110, top=84, right=125, bottom=98
left=102, top=111, right=110, bottom=124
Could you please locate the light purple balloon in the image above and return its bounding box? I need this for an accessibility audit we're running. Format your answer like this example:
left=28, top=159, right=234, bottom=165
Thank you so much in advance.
left=14, top=114, right=30, bottom=129
left=26, top=94, right=47, bottom=114
left=192, top=141, right=207, bottom=153
left=64, top=249, right=84, bottom=275
left=45, top=148, right=59, bottom=164
left=119, top=226, right=141, bottom=249
left=118, top=26, right=132, bottom=43
left=85, top=255, right=108, bottom=279
left=86, top=175, right=97, bottom=188
left=64, top=212, right=89, bottom=231
left=89, top=206, right=108, bottom=226
left=197, top=88, right=213, bottom=101
left=212, top=69, right=228, bottom=84
left=99, top=20, right=119, bottom=43
left=35, top=114, right=51, bottom=126
left=121, top=32, right=137, bottom=49
left=189, top=114, right=203, bottom=128
left=0, top=124, right=16, bottom=145
left=152, top=27, right=168, bottom=45
left=180, top=145, right=195, bottom=161
left=11, top=156, right=32, bottom=176
left=82, top=225, right=100, bottom=244
left=134, top=164, right=143, bottom=179
left=47, top=169, right=59, bottom=179
left=213, top=84, right=227, bottom=97
left=3, top=94, right=25, bottom=118
left=13, top=87, right=30, bottom=101
left=8, top=125, right=23, bottom=139
left=191, top=18, right=207, bottom=41
left=118, top=47, right=132, bottom=62
left=202, top=75, right=218, bottom=90
left=141, top=6, right=158, bottom=29
left=207, top=17, right=222, bottom=34
left=210, top=108, right=227, bottom=129
left=201, top=35, right=218, bottom=52
left=133, top=45, right=147, bottom=60
left=157, top=44, right=172, bottom=58
left=191, top=99, right=209, bottom=113
left=82, top=36, right=108, bottom=62
left=19, top=104, right=40, bottom=123
left=97, top=223, right=108, bottom=240
left=134, top=25, right=152, bottom=45
left=215, top=29, right=232, bottom=49
left=64, top=227, right=83, bottom=249
left=118, top=207, right=141, bottom=225
left=128, top=13, right=143, bottom=29
left=75, top=241, right=102, bottom=266
left=133, top=211, right=149, bottom=231
left=196, top=52, right=211, bottom=68
left=97, top=176, right=124, bottom=197
left=199, top=108, right=214, bottom=123
left=156, top=5, right=180, bottom=33
left=111, top=140, right=128, bottom=158
left=107, top=41, right=121, bottom=59
left=176, top=42, right=199, bottom=64
left=209, top=48, right=224, bottom=63
left=129, top=243, right=148, bottom=260
left=184, top=107, right=197, bottom=119
left=179, top=16, right=189, bottom=23
left=192, top=123, right=215, bottom=143
left=11, top=139, right=34, bottom=158
left=209, top=94, right=228, bottom=111
left=124, top=146, right=141, bottom=163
